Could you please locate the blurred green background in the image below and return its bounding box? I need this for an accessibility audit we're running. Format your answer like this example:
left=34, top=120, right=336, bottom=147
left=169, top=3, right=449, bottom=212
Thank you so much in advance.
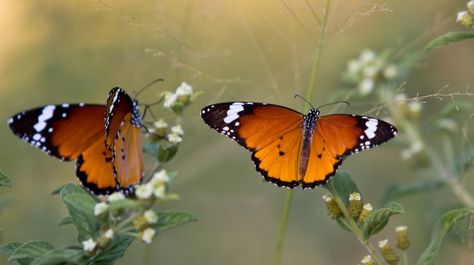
left=0, top=1, right=473, bottom=264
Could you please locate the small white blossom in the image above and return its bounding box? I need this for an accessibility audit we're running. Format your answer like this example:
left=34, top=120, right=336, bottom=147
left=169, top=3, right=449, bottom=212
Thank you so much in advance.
left=163, top=93, right=178, bottom=108
left=383, top=64, right=398, bottom=79
left=104, top=229, right=114, bottom=239
left=167, top=133, right=182, bottom=144
left=144, top=210, right=159, bottom=224
left=347, top=59, right=362, bottom=74
left=468, top=0, right=474, bottom=14
left=175, top=82, right=193, bottom=96
left=359, top=49, right=376, bottom=63
left=361, top=255, right=373, bottom=264
left=150, top=170, right=170, bottom=185
left=396, top=226, right=408, bottom=232
left=141, top=228, right=156, bottom=244
left=108, top=192, right=125, bottom=202
left=358, top=78, right=374, bottom=95
left=457, top=11, right=473, bottom=27
left=135, top=184, right=154, bottom=199
left=94, top=202, right=109, bottom=216
left=362, top=65, right=379, bottom=78
left=394, top=93, right=407, bottom=104
left=407, top=101, right=422, bottom=115
left=153, top=185, right=166, bottom=198
left=154, top=119, right=168, bottom=129
left=82, top=238, right=97, bottom=252
left=171, top=125, right=184, bottom=136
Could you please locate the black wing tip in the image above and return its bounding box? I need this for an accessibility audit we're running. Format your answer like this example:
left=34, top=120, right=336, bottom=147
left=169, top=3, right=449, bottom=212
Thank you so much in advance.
left=76, top=155, right=122, bottom=196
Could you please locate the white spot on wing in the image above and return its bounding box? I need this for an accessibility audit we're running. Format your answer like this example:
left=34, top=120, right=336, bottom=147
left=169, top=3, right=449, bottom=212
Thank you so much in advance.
left=364, top=118, right=378, bottom=139
left=33, top=105, right=55, bottom=132
left=223, top=102, right=244, bottom=124
left=33, top=133, right=41, bottom=141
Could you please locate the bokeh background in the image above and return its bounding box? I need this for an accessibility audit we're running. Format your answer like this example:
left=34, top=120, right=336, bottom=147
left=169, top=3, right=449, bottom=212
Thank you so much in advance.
left=0, top=1, right=473, bottom=264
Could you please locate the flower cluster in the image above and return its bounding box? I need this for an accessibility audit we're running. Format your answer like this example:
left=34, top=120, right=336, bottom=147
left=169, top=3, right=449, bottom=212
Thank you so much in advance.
left=344, top=49, right=399, bottom=96
left=457, top=0, right=474, bottom=28
left=135, top=169, right=172, bottom=200
left=162, top=81, right=198, bottom=114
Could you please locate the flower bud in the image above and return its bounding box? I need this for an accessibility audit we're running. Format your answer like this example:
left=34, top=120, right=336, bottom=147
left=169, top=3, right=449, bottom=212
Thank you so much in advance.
left=323, top=194, right=342, bottom=219
left=378, top=239, right=400, bottom=265
left=468, top=0, right=474, bottom=15
left=457, top=11, right=474, bottom=27
left=96, top=229, right=114, bottom=249
left=348, top=192, right=362, bottom=219
left=396, top=226, right=410, bottom=250
left=361, top=255, right=375, bottom=265
left=357, top=203, right=373, bottom=224
left=134, top=215, right=150, bottom=231
left=141, top=228, right=157, bottom=244
left=82, top=238, right=97, bottom=256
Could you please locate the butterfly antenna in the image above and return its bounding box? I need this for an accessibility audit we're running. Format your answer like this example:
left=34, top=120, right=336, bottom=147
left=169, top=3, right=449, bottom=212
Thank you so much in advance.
left=133, top=78, right=165, bottom=99
left=316, top=100, right=350, bottom=110
left=294, top=94, right=316, bottom=109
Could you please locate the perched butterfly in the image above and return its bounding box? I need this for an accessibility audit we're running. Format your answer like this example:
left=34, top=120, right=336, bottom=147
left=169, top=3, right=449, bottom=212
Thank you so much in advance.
left=201, top=102, right=397, bottom=188
left=8, top=88, right=143, bottom=195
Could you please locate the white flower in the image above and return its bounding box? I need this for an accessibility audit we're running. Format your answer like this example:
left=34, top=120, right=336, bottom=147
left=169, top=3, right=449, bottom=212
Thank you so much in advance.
left=153, top=185, right=166, bottom=198
left=104, top=229, right=114, bottom=239
left=94, top=202, right=109, bottom=216
left=383, top=64, right=398, bottom=79
left=154, top=119, right=168, bottom=129
left=171, top=125, right=184, bottom=136
left=141, top=228, right=156, bottom=244
left=175, top=82, right=193, bottom=96
left=394, top=93, right=407, bottom=104
left=358, top=78, right=374, bottom=95
left=167, top=133, right=182, bottom=144
left=359, top=49, right=376, bottom=63
left=361, top=255, right=373, bottom=264
left=144, top=210, right=159, bottom=224
left=108, top=192, right=125, bottom=202
left=135, top=184, right=153, bottom=199
left=150, top=170, right=170, bottom=185
left=82, top=238, right=97, bottom=252
left=407, top=101, right=422, bottom=115
left=468, top=0, right=474, bottom=14
left=347, top=59, right=362, bottom=74
left=362, top=65, right=379, bottom=78
left=457, top=11, right=470, bottom=22
left=163, top=93, right=178, bottom=108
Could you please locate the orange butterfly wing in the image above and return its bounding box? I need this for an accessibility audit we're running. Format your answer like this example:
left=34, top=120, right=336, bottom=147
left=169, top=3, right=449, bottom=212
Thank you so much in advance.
left=302, top=114, right=397, bottom=188
left=112, top=113, right=144, bottom=190
left=201, top=102, right=305, bottom=187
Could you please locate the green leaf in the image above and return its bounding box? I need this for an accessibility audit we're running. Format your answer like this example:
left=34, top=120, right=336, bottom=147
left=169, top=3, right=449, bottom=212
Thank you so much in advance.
left=417, top=208, right=474, bottom=265
left=157, top=141, right=178, bottom=163
left=60, top=187, right=99, bottom=241
left=29, top=247, right=84, bottom=265
left=59, top=183, right=94, bottom=198
left=425, top=32, right=474, bottom=51
left=0, top=170, right=12, bottom=188
left=9, top=241, right=54, bottom=263
left=90, top=235, right=134, bottom=265
left=380, top=178, right=446, bottom=206
left=108, top=198, right=141, bottom=212
left=153, top=211, right=196, bottom=233
left=363, top=202, right=404, bottom=239
left=58, top=216, right=73, bottom=226
left=0, top=241, right=22, bottom=255
left=328, top=172, right=360, bottom=206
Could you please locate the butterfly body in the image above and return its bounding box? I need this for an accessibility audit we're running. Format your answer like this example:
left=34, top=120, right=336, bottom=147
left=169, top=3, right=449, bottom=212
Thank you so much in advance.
left=8, top=88, right=143, bottom=195
left=201, top=102, right=397, bottom=188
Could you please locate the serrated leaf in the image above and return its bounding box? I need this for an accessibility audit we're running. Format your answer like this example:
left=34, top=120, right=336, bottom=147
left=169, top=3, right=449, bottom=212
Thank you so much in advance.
left=363, top=202, right=404, bottom=239
left=153, top=211, right=196, bottom=232
left=380, top=178, right=446, bottom=206
left=59, top=183, right=94, bottom=198
left=90, top=235, right=134, bottom=265
left=328, top=172, right=360, bottom=206
left=0, top=170, right=12, bottom=188
left=29, top=247, right=84, bottom=265
left=425, top=32, right=474, bottom=51
left=9, top=241, right=54, bottom=262
left=417, top=208, right=474, bottom=265
left=60, top=192, right=99, bottom=241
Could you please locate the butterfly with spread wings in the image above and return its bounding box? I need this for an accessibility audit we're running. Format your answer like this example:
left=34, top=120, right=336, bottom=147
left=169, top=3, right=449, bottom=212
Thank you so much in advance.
left=8, top=87, right=143, bottom=195
left=201, top=102, right=397, bottom=188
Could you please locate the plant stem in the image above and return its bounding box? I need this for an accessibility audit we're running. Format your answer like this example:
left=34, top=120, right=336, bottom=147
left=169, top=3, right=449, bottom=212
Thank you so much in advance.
left=402, top=251, right=409, bottom=265
left=326, top=183, right=388, bottom=265
left=272, top=191, right=294, bottom=265
left=272, top=1, right=332, bottom=264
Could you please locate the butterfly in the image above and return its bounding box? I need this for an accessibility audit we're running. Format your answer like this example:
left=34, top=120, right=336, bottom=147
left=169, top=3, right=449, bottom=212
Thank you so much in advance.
left=8, top=87, right=144, bottom=195
left=201, top=102, right=397, bottom=188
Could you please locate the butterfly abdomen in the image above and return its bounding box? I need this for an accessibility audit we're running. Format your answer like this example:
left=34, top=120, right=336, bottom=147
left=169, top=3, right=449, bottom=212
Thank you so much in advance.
left=299, top=108, right=320, bottom=177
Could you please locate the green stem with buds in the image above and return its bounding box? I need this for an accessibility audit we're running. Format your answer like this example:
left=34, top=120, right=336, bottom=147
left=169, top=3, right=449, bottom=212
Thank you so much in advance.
left=272, top=1, right=332, bottom=264
left=326, top=183, right=388, bottom=265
